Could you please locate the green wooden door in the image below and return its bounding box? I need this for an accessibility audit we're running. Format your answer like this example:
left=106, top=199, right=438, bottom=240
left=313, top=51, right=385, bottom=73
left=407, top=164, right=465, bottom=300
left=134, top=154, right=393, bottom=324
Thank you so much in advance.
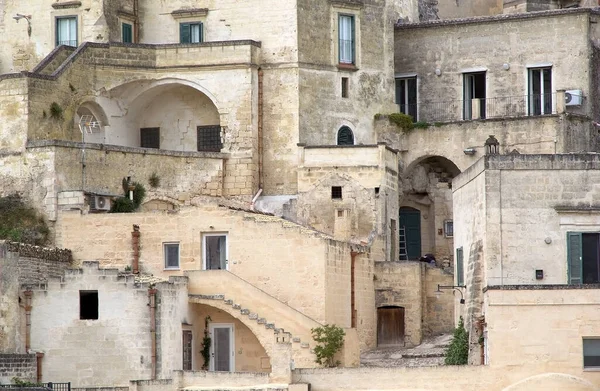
left=399, top=207, right=421, bottom=260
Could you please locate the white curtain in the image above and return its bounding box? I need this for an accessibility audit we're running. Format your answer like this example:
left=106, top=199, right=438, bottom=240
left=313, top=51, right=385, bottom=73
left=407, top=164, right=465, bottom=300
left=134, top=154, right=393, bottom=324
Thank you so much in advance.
left=339, top=16, right=353, bottom=63
left=58, top=18, right=76, bottom=46
left=191, top=24, right=202, bottom=43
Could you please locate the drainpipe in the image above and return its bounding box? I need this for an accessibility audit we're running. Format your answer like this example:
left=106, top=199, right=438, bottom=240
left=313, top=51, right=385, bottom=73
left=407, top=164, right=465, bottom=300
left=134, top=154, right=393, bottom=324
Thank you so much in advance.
left=133, top=0, right=140, bottom=43
left=36, top=352, right=44, bottom=383
left=148, top=288, right=157, bottom=379
left=24, top=290, right=32, bottom=352
left=250, top=188, right=263, bottom=211
left=132, top=225, right=140, bottom=274
left=258, top=68, right=264, bottom=188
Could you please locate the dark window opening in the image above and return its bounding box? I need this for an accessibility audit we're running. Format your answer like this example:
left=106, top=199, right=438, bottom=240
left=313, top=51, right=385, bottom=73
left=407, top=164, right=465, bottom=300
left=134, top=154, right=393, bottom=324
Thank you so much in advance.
left=341, top=77, right=349, bottom=98
left=395, top=77, right=417, bottom=120
left=463, top=71, right=486, bottom=120
left=568, top=232, right=600, bottom=284
left=80, top=290, right=98, bottom=320
left=374, top=187, right=380, bottom=195
left=197, top=125, right=222, bottom=152
left=122, top=22, right=133, bottom=43
left=337, top=126, right=354, bottom=146
left=332, top=186, right=343, bottom=199
left=140, top=127, right=160, bottom=149
left=528, top=67, right=552, bottom=116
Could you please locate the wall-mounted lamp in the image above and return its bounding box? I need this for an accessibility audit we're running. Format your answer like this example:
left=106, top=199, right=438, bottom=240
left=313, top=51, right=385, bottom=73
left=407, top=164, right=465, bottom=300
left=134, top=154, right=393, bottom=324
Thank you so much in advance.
left=435, top=284, right=466, bottom=304
left=484, top=135, right=500, bottom=155
left=434, top=68, right=442, bottom=76
left=13, top=14, right=32, bottom=37
left=502, top=63, right=510, bottom=71
left=463, top=147, right=477, bottom=155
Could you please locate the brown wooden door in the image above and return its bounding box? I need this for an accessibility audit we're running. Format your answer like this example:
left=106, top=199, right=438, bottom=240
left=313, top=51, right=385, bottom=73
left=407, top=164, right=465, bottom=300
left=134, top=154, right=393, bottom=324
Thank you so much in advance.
left=377, top=306, right=405, bottom=346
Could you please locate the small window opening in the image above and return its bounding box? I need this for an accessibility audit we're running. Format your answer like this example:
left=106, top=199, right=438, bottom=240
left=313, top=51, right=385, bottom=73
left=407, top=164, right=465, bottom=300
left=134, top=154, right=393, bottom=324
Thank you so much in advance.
left=80, top=290, right=98, bottom=320
left=341, top=77, right=349, bottom=98
left=332, top=186, right=343, bottom=199
left=337, top=210, right=344, bottom=217
left=375, top=187, right=380, bottom=195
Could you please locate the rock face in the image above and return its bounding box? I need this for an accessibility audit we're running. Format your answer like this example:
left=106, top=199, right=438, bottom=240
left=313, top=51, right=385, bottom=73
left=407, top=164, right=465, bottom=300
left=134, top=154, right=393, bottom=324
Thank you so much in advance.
left=419, top=0, right=439, bottom=21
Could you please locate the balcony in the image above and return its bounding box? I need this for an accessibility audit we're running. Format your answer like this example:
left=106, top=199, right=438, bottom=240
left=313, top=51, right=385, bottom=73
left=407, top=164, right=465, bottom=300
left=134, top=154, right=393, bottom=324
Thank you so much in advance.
left=401, top=93, right=560, bottom=123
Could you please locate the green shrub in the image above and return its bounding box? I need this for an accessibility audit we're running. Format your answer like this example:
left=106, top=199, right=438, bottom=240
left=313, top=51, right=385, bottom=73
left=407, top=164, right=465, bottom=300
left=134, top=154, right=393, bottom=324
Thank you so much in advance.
left=311, top=324, right=345, bottom=367
left=444, top=316, right=469, bottom=365
left=110, top=178, right=146, bottom=213
left=110, top=197, right=135, bottom=213
left=413, top=121, right=430, bottom=129
left=49, top=102, right=63, bottom=120
left=148, top=172, right=160, bottom=188
left=12, top=377, right=42, bottom=387
left=201, top=316, right=212, bottom=370
left=388, top=112, right=414, bottom=132
left=0, top=195, right=49, bottom=245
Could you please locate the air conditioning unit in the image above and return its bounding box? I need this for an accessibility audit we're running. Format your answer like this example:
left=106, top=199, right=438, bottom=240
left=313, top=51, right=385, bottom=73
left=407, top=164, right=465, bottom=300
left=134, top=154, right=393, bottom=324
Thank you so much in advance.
left=565, top=90, right=583, bottom=106
left=90, top=195, right=111, bottom=211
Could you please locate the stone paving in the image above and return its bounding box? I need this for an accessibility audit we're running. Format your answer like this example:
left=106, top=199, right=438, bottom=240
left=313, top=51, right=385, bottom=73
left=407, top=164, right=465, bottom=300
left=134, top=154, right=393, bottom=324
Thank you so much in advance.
left=360, top=334, right=452, bottom=368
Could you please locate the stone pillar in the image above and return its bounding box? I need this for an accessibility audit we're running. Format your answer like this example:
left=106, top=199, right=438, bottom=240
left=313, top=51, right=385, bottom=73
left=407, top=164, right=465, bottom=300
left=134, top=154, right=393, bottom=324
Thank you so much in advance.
left=556, top=90, right=566, bottom=115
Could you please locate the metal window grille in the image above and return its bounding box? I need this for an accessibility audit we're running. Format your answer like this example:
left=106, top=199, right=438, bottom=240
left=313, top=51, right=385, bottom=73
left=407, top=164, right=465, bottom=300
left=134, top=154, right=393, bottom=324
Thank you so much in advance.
left=140, top=128, right=160, bottom=149
left=331, top=186, right=343, bottom=199
left=197, top=125, right=222, bottom=152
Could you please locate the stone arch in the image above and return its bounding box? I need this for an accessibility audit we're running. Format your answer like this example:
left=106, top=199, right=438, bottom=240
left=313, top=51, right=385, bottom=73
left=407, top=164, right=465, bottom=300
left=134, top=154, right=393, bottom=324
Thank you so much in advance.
left=141, top=197, right=179, bottom=212
left=75, top=100, right=110, bottom=144
left=332, top=119, right=358, bottom=144
left=188, top=297, right=291, bottom=381
left=501, top=373, right=598, bottom=391
left=337, top=126, right=355, bottom=145
left=105, top=80, right=221, bottom=151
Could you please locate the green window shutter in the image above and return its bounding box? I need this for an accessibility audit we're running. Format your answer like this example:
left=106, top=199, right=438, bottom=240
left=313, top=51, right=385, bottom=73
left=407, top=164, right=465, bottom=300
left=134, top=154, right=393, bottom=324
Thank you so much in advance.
left=180, top=23, right=191, bottom=43
left=456, top=247, right=464, bottom=286
left=199, top=22, right=204, bottom=43
left=122, top=23, right=132, bottom=43
left=567, top=232, right=583, bottom=284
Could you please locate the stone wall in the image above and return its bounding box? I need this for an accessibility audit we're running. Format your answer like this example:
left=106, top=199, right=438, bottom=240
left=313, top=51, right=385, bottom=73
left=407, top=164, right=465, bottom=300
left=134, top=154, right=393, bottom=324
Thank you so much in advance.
left=29, top=261, right=188, bottom=387
left=374, top=261, right=454, bottom=347
left=0, top=354, right=37, bottom=384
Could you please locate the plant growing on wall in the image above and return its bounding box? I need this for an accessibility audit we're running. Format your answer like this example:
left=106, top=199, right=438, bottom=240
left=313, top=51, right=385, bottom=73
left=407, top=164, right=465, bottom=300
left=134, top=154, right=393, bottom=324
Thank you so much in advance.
left=109, top=178, right=146, bottom=213
left=444, top=316, right=469, bottom=365
left=201, top=315, right=212, bottom=370
left=11, top=377, right=42, bottom=387
left=311, top=324, right=345, bottom=367
left=148, top=172, right=160, bottom=188
left=388, top=112, right=414, bottom=133
left=0, top=194, right=49, bottom=245
left=49, top=102, right=64, bottom=120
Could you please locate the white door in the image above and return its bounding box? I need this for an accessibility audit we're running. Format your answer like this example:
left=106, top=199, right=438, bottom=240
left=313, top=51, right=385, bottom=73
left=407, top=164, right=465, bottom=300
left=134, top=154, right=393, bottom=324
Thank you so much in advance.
left=203, top=234, right=228, bottom=270
left=209, top=324, right=234, bottom=372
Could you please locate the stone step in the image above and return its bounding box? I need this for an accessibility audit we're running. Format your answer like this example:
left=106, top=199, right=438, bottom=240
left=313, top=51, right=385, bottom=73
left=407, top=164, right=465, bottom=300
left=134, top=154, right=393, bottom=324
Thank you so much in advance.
left=257, top=318, right=266, bottom=324
left=248, top=313, right=258, bottom=320
left=232, top=303, right=241, bottom=310
left=241, top=308, right=250, bottom=315
left=265, top=323, right=275, bottom=329
left=224, top=299, right=233, bottom=305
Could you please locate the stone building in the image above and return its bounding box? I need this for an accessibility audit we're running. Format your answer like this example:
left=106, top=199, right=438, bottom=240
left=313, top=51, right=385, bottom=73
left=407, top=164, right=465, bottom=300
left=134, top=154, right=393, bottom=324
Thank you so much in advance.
left=3, top=0, right=600, bottom=390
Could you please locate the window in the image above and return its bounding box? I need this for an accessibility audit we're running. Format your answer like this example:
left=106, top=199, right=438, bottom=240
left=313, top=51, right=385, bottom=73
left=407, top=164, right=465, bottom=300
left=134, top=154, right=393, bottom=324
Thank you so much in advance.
left=180, top=22, right=204, bottom=43
left=341, top=77, right=349, bottom=98
left=164, top=243, right=180, bottom=270
left=338, top=15, right=355, bottom=65
left=337, top=126, right=354, bottom=145
left=584, top=338, right=600, bottom=369
left=463, top=72, right=486, bottom=120
left=79, top=290, right=98, bottom=320
left=140, top=127, right=160, bottom=149
left=197, top=125, right=222, bottom=152
left=567, top=232, right=600, bottom=284
left=395, top=77, right=417, bottom=120
left=528, top=67, right=552, bottom=115
left=56, top=16, right=77, bottom=47
left=183, top=330, right=193, bottom=370
left=332, top=186, right=343, bottom=199
left=122, top=22, right=133, bottom=43
left=456, top=247, right=464, bottom=286
left=444, top=220, right=454, bottom=238
left=203, top=234, right=228, bottom=270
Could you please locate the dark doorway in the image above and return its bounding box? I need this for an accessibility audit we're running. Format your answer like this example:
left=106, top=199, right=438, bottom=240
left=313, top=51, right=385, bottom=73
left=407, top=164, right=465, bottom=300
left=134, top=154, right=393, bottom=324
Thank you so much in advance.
left=463, top=72, right=486, bottom=120
left=582, top=233, right=600, bottom=284
left=399, top=207, right=421, bottom=260
left=377, top=306, right=405, bottom=346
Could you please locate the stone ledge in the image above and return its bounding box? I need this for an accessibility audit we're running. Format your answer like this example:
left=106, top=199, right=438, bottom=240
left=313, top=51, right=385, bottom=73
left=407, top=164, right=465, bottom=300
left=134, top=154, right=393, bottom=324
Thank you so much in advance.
left=3, top=241, right=72, bottom=263
left=484, top=284, right=600, bottom=292
left=26, top=139, right=229, bottom=159
left=171, top=8, right=209, bottom=18
left=395, top=6, right=598, bottom=30
left=51, top=1, right=82, bottom=9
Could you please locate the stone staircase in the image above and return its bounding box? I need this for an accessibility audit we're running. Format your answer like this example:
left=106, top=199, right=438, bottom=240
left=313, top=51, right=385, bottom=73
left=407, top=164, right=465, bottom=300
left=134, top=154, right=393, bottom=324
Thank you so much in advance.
left=31, top=45, right=76, bottom=75
left=360, top=334, right=451, bottom=368
left=187, top=270, right=322, bottom=369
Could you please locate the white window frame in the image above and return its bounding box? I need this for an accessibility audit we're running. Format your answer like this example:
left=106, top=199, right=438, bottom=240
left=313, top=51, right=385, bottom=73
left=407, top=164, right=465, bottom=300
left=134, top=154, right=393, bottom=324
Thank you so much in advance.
left=163, top=242, right=180, bottom=270
left=444, top=220, right=454, bottom=238
left=527, top=65, right=553, bottom=116
left=331, top=7, right=361, bottom=67
left=202, top=233, right=229, bottom=270
left=583, top=337, right=600, bottom=370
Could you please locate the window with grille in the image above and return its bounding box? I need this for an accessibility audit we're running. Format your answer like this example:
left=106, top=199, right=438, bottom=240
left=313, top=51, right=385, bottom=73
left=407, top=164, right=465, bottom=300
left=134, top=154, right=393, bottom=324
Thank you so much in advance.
left=337, top=126, right=354, bottom=145
left=180, top=22, right=204, bottom=43
left=140, top=128, right=160, bottom=149
left=197, top=125, right=222, bottom=152
left=56, top=16, right=77, bottom=47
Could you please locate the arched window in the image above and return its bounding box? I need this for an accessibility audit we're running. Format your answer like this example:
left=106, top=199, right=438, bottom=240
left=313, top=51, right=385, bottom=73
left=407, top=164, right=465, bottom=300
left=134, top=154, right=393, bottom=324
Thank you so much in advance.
left=337, top=126, right=354, bottom=145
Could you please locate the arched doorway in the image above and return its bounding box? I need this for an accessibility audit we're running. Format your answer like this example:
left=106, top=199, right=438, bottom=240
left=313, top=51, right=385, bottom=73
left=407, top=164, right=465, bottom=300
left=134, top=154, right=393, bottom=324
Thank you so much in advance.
left=337, top=126, right=354, bottom=145
left=399, top=207, right=421, bottom=260
left=377, top=306, right=405, bottom=346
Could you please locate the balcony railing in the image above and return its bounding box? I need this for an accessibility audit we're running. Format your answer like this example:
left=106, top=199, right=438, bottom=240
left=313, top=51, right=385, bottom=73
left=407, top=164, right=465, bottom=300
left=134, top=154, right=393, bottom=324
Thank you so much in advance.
left=400, top=93, right=557, bottom=123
